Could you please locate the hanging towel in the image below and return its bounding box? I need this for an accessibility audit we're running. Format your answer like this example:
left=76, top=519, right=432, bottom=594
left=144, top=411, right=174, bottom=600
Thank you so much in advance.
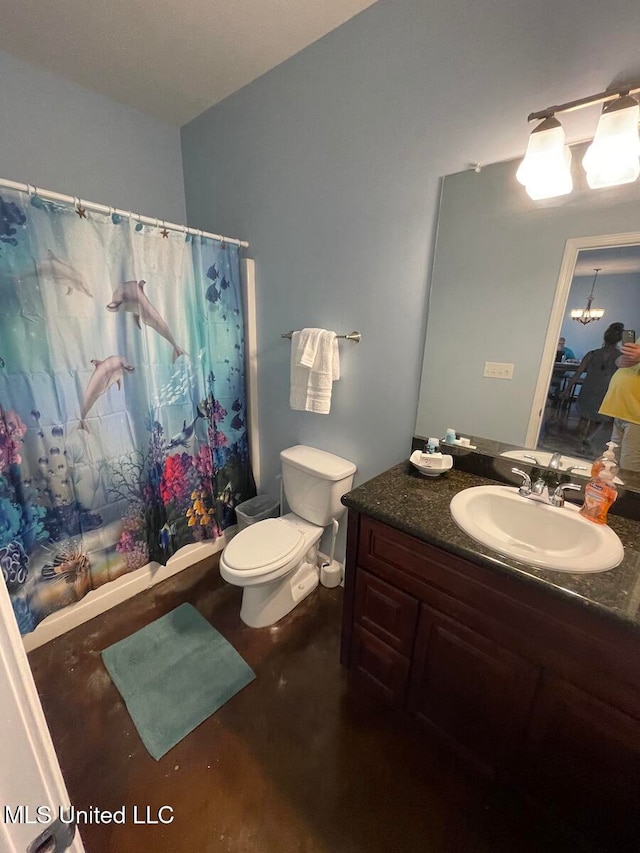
left=295, top=328, right=323, bottom=368
left=290, top=329, right=340, bottom=414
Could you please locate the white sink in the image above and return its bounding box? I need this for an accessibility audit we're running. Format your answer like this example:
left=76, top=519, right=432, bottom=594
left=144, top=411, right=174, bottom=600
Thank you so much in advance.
left=449, top=485, right=624, bottom=573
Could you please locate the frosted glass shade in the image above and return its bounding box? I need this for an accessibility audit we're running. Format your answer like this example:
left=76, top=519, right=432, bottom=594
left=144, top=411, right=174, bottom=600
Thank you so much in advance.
left=571, top=305, right=605, bottom=323
left=582, top=95, right=640, bottom=189
left=516, top=116, right=573, bottom=200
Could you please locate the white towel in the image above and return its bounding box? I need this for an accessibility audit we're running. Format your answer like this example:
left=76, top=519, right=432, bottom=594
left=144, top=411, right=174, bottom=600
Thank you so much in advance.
left=290, top=330, right=340, bottom=414
left=295, top=328, right=323, bottom=368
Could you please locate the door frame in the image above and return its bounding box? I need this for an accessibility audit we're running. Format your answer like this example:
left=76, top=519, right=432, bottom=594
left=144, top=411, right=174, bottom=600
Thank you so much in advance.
left=525, top=231, right=640, bottom=448
left=0, top=576, right=84, bottom=853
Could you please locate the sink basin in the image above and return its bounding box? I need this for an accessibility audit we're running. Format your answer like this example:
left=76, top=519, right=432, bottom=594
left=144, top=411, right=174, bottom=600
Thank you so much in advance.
left=449, top=485, right=624, bottom=573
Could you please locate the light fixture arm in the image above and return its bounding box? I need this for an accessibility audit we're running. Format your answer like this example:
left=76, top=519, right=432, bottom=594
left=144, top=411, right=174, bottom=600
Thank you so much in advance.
left=528, top=81, right=640, bottom=123
left=571, top=267, right=605, bottom=325
left=587, top=267, right=601, bottom=299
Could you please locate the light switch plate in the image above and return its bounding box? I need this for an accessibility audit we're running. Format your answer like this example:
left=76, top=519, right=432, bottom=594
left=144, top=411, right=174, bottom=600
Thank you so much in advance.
left=483, top=361, right=514, bottom=380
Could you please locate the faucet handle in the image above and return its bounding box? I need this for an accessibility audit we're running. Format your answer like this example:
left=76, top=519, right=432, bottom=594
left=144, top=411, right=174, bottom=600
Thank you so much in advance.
left=550, top=482, right=582, bottom=507
left=563, top=465, right=589, bottom=475
left=524, top=454, right=541, bottom=466
left=511, top=467, right=532, bottom=496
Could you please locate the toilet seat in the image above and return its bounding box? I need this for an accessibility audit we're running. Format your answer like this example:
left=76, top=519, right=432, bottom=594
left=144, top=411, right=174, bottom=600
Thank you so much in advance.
left=222, top=518, right=305, bottom=578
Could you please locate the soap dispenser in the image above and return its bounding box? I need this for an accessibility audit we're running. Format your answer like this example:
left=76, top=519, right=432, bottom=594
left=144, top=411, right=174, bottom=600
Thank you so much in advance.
left=579, top=459, right=618, bottom=525
left=591, top=441, right=618, bottom=478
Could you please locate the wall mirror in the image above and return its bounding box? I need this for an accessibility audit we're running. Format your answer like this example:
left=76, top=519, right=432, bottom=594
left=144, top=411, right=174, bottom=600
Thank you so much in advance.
left=415, top=140, right=640, bottom=489
left=533, top=240, right=640, bottom=466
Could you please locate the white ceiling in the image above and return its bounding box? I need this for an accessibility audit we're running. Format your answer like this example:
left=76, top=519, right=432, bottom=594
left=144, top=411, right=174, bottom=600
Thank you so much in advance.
left=574, top=245, right=640, bottom=277
left=0, top=0, right=379, bottom=126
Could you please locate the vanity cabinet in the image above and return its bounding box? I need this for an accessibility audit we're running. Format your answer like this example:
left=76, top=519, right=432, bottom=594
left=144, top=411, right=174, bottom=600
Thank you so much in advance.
left=341, top=511, right=640, bottom=847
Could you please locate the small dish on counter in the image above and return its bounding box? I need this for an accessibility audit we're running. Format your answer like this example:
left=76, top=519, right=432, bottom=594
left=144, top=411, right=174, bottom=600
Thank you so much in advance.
left=410, top=449, right=453, bottom=477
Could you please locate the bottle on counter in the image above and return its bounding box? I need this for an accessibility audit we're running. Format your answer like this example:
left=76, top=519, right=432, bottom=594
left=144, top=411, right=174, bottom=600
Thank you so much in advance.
left=579, top=459, right=618, bottom=525
left=591, top=440, right=618, bottom=478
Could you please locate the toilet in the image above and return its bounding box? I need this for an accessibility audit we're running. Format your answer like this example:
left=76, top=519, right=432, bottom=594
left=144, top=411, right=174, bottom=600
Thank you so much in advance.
left=220, top=445, right=356, bottom=627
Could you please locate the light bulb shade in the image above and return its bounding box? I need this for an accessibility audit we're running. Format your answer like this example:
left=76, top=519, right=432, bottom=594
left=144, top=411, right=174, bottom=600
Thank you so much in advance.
left=516, top=116, right=573, bottom=200
left=571, top=306, right=605, bottom=323
left=582, top=95, right=640, bottom=189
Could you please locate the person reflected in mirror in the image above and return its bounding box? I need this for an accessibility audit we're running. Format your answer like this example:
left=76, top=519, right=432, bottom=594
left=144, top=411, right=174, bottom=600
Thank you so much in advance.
left=562, top=322, right=623, bottom=454
left=597, top=339, right=640, bottom=471
left=556, top=337, right=576, bottom=361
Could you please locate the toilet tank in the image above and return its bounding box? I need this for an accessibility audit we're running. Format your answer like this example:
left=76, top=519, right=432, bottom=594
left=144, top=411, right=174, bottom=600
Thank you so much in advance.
left=280, top=445, right=357, bottom=527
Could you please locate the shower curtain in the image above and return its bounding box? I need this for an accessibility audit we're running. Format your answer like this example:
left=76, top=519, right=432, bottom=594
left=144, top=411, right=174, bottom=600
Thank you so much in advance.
left=0, top=189, right=255, bottom=635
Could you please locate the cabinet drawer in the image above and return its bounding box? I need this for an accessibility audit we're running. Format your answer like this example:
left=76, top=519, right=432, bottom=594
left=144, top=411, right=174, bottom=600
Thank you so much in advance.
left=351, top=625, right=410, bottom=707
left=354, top=570, right=419, bottom=657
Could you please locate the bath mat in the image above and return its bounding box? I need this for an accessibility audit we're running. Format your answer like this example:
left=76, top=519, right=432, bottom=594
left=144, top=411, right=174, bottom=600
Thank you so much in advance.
left=101, top=603, right=255, bottom=760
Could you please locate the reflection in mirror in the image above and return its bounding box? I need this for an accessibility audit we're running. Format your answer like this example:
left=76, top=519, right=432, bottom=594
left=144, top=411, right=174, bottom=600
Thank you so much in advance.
left=415, top=142, right=640, bottom=491
left=537, top=244, right=640, bottom=468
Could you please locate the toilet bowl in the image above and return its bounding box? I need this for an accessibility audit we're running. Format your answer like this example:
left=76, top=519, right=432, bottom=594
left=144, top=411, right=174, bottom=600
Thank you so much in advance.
left=219, top=514, right=323, bottom=627
left=220, top=444, right=356, bottom=628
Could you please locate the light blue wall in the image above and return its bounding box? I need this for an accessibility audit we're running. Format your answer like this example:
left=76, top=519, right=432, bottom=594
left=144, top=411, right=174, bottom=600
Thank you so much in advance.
left=181, top=0, right=640, bottom=516
left=0, top=50, right=185, bottom=222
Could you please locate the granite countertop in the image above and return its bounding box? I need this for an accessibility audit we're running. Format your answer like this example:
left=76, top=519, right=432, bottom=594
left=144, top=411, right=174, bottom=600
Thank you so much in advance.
left=342, top=461, right=640, bottom=633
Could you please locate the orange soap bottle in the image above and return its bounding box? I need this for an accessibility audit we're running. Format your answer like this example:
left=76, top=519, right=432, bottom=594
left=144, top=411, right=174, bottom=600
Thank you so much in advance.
left=579, top=459, right=618, bottom=524
left=590, top=440, right=618, bottom=478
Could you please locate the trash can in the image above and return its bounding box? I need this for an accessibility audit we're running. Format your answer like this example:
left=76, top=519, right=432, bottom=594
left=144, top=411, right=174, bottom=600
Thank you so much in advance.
left=235, top=495, right=280, bottom=531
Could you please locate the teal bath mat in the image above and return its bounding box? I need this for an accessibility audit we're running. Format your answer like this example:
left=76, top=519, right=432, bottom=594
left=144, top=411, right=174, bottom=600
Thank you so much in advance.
left=101, top=603, right=255, bottom=760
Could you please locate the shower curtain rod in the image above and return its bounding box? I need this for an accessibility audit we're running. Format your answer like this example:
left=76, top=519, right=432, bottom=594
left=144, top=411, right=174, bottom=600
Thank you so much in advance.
left=0, top=177, right=249, bottom=248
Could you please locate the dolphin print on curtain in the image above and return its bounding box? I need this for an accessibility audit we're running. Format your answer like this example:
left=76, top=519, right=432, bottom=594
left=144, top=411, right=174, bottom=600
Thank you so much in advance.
left=0, top=189, right=255, bottom=634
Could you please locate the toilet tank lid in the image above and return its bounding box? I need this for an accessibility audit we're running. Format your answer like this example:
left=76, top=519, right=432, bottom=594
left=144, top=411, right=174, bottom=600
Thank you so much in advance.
left=280, top=445, right=357, bottom=481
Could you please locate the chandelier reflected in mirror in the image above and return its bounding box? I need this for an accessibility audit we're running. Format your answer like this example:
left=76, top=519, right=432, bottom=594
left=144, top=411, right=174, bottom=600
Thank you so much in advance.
left=571, top=267, right=605, bottom=324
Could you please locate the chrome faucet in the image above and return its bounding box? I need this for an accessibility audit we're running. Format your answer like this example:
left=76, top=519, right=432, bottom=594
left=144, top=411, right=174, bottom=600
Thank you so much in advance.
left=548, top=452, right=563, bottom=470
left=511, top=467, right=549, bottom=500
left=520, top=458, right=552, bottom=499
left=524, top=452, right=588, bottom=476
left=511, top=467, right=583, bottom=507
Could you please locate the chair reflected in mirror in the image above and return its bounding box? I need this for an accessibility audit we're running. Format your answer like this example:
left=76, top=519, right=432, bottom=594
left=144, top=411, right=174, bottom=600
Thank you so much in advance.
left=539, top=322, right=624, bottom=459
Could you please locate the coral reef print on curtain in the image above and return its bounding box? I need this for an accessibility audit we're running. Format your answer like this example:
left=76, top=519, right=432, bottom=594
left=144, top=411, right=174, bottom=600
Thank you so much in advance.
left=0, top=189, right=255, bottom=634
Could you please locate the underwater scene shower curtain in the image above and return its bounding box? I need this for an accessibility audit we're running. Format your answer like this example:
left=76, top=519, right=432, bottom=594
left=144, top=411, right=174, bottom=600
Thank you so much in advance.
left=0, top=189, right=255, bottom=634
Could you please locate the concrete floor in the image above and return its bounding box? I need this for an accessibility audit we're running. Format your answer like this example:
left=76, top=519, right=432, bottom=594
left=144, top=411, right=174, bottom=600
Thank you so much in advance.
left=29, top=558, right=594, bottom=853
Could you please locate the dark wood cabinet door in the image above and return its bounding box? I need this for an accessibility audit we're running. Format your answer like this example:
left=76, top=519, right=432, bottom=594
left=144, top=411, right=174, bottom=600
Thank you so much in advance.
left=408, top=604, right=538, bottom=778
left=350, top=625, right=410, bottom=708
left=354, top=570, right=419, bottom=657
left=518, top=673, right=640, bottom=846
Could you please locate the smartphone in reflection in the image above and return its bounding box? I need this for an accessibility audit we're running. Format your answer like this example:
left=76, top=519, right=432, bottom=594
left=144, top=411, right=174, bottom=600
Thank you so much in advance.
left=622, top=329, right=636, bottom=345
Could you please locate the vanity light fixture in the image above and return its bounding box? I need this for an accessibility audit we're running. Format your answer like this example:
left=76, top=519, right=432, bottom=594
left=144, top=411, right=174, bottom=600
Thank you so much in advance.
left=520, top=81, right=640, bottom=199
left=582, top=94, right=640, bottom=188
left=571, top=267, right=605, bottom=325
left=516, top=116, right=573, bottom=200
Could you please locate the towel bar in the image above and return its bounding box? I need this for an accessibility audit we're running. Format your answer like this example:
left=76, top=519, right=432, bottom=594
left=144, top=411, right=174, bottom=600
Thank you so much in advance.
left=281, top=330, right=361, bottom=343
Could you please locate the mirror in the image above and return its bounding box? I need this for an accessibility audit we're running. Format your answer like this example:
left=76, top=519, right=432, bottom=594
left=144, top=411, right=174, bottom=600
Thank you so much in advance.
left=536, top=243, right=640, bottom=465
left=415, top=140, right=640, bottom=487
